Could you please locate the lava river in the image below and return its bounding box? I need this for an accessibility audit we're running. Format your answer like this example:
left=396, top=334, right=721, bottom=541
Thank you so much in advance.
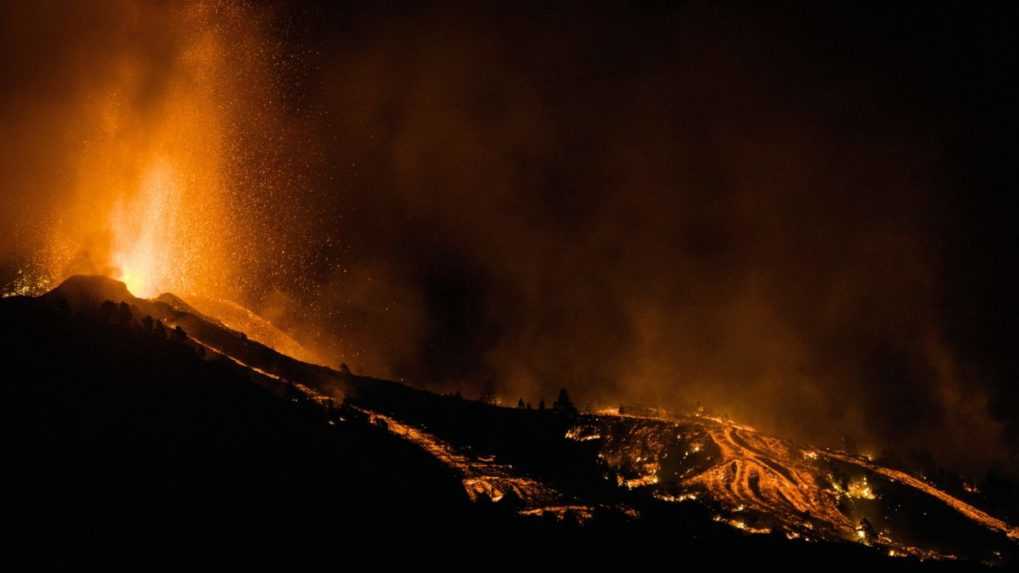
left=566, top=411, right=1018, bottom=562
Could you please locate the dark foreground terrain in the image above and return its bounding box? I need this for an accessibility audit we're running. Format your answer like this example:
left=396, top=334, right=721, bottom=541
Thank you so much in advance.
left=1, top=276, right=1011, bottom=569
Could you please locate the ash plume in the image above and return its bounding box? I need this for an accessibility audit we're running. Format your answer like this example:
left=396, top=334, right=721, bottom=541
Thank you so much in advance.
left=2, top=2, right=1016, bottom=473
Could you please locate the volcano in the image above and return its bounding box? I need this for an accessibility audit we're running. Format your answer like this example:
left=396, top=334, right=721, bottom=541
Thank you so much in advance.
left=2, top=275, right=1016, bottom=568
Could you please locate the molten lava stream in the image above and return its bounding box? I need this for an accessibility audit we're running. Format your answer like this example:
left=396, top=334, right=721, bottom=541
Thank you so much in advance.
left=685, top=425, right=853, bottom=535
left=824, top=451, right=1019, bottom=541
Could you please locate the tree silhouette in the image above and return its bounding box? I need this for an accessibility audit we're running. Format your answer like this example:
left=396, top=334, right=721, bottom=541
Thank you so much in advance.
left=116, top=302, right=132, bottom=325
left=553, top=388, right=577, bottom=415
left=99, top=300, right=116, bottom=323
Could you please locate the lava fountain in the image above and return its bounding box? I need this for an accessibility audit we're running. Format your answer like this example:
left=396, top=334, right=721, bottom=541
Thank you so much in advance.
left=111, top=161, right=180, bottom=298
left=0, top=2, right=326, bottom=362
left=32, top=3, right=249, bottom=303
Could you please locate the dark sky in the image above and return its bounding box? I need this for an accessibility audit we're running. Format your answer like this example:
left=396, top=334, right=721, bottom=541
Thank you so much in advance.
left=2, top=2, right=1017, bottom=473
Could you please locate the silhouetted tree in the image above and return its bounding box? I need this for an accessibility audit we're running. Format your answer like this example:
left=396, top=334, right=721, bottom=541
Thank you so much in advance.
left=154, top=321, right=167, bottom=340
left=538, top=399, right=545, bottom=411
left=116, top=302, right=132, bottom=325
left=517, top=398, right=525, bottom=409
left=172, top=325, right=187, bottom=343
left=142, top=315, right=154, bottom=333
left=99, top=300, right=116, bottom=323
left=339, top=362, right=351, bottom=376
left=553, top=388, right=577, bottom=416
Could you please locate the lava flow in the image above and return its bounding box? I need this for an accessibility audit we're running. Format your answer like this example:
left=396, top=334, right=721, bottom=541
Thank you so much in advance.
left=568, top=410, right=1019, bottom=561
left=826, top=451, right=1019, bottom=541
left=685, top=423, right=854, bottom=535
left=357, top=408, right=590, bottom=520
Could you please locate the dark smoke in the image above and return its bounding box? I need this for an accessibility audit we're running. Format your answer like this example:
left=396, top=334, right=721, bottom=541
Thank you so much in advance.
left=2, top=3, right=1017, bottom=473
left=271, top=4, right=1018, bottom=472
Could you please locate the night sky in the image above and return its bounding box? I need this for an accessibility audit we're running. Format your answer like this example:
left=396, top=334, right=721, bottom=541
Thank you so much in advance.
left=1, top=2, right=1017, bottom=473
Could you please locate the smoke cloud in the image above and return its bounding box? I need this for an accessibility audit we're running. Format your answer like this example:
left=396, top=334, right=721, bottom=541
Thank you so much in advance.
left=2, top=3, right=1015, bottom=473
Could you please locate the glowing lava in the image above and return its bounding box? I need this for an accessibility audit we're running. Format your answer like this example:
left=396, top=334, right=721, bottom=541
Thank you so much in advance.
left=111, top=162, right=180, bottom=298
left=570, top=410, right=1019, bottom=560
left=25, top=3, right=259, bottom=305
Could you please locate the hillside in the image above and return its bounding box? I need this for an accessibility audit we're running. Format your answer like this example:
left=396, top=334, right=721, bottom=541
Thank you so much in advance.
left=1, top=275, right=1013, bottom=569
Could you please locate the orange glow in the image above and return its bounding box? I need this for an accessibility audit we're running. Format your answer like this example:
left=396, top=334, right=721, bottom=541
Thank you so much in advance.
left=38, top=5, right=237, bottom=302
left=580, top=409, right=1015, bottom=559
left=827, top=450, right=1019, bottom=540
left=13, top=2, right=332, bottom=362
left=111, top=161, right=180, bottom=297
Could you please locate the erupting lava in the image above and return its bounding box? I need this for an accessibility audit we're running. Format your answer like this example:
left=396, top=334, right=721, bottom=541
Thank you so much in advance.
left=18, top=3, right=267, bottom=307
left=111, top=161, right=181, bottom=298
left=0, top=3, right=325, bottom=363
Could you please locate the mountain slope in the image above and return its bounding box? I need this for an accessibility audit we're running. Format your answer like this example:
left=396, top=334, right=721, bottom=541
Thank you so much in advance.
left=2, top=275, right=1014, bottom=568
